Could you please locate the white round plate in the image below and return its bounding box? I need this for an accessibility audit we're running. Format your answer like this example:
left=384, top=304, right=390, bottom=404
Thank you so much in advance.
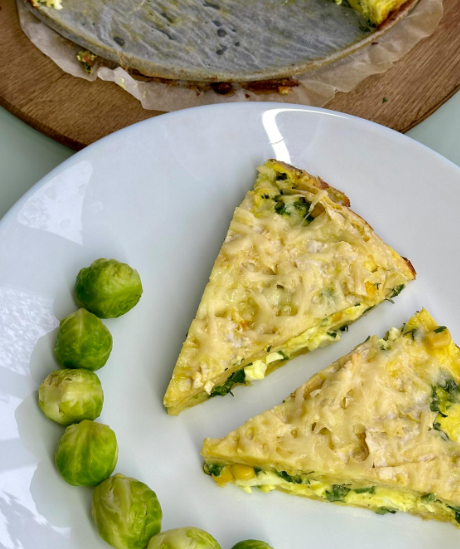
left=1, top=103, right=460, bottom=549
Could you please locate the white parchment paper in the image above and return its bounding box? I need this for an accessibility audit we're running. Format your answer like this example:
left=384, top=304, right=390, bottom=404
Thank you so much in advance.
left=17, top=0, right=443, bottom=111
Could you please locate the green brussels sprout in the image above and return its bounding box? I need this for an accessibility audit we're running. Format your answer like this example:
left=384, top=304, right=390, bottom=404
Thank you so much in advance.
left=55, top=308, right=113, bottom=371
left=75, top=258, right=143, bottom=318
left=148, top=527, right=221, bottom=549
left=231, top=542, right=274, bottom=549
left=55, top=420, right=118, bottom=486
left=92, top=473, right=162, bottom=549
left=38, top=368, right=103, bottom=425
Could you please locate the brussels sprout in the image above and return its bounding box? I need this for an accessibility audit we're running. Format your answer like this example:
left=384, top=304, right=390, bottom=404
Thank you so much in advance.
left=75, top=258, right=143, bottom=318
left=55, top=420, right=118, bottom=486
left=55, top=308, right=113, bottom=371
left=38, top=369, right=103, bottom=425
left=92, top=473, right=162, bottom=549
left=231, top=541, right=274, bottom=549
left=148, top=527, right=221, bottom=549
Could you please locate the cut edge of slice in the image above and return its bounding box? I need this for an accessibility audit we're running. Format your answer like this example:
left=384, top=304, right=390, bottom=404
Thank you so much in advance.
left=202, top=462, right=460, bottom=528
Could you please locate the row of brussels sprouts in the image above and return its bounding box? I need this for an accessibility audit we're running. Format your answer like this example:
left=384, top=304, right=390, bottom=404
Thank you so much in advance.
left=37, top=258, right=273, bottom=549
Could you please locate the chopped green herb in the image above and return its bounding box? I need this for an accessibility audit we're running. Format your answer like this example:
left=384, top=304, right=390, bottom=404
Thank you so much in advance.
left=261, top=194, right=270, bottom=199
left=328, top=331, right=338, bottom=338
left=364, top=336, right=371, bottom=342
left=266, top=345, right=272, bottom=352
left=374, top=283, right=381, bottom=289
left=275, top=470, right=303, bottom=484
left=210, top=369, right=246, bottom=397
left=293, top=197, right=308, bottom=208
left=354, top=486, right=376, bottom=494
left=254, top=467, right=262, bottom=475
left=403, top=329, right=416, bottom=339
left=382, top=97, right=388, bottom=103
left=278, top=351, right=289, bottom=361
left=276, top=173, right=287, bottom=181
left=385, top=284, right=405, bottom=304
left=389, top=284, right=405, bottom=298
left=421, top=493, right=435, bottom=503
left=325, top=485, right=350, bottom=502
left=205, top=463, right=223, bottom=477
left=433, top=422, right=442, bottom=431
left=375, top=507, right=397, bottom=515
left=292, top=197, right=313, bottom=222
left=434, top=326, right=447, bottom=333
left=431, top=378, right=459, bottom=416
left=273, top=194, right=314, bottom=223
left=444, top=378, right=458, bottom=395
left=340, top=325, right=349, bottom=332
left=274, top=198, right=289, bottom=216
left=447, top=505, right=460, bottom=524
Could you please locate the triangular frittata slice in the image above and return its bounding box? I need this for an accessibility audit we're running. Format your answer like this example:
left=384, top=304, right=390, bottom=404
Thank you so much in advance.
left=202, top=309, right=460, bottom=528
left=164, top=160, right=415, bottom=415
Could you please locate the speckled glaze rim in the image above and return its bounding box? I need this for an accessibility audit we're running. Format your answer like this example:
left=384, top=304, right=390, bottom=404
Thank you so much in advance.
left=26, top=0, right=419, bottom=83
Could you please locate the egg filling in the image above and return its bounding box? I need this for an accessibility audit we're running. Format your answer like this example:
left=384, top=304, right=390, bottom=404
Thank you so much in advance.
left=205, top=465, right=460, bottom=527
left=209, top=302, right=382, bottom=395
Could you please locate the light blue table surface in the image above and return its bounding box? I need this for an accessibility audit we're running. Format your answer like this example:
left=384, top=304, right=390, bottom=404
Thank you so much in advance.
left=1, top=91, right=459, bottom=221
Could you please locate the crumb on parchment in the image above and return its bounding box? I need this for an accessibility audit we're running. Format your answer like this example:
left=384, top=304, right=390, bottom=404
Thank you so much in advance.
left=76, top=50, right=98, bottom=73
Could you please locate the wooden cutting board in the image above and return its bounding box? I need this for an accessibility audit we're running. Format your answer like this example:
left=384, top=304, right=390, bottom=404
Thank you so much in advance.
left=1, top=0, right=459, bottom=151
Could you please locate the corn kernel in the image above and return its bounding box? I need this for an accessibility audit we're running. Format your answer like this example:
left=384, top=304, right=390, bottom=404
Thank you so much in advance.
left=231, top=464, right=256, bottom=481
left=426, top=328, right=452, bottom=349
left=365, top=281, right=377, bottom=298
left=332, top=311, right=343, bottom=322
left=364, top=258, right=377, bottom=272
left=310, top=204, right=325, bottom=218
left=214, top=466, right=233, bottom=486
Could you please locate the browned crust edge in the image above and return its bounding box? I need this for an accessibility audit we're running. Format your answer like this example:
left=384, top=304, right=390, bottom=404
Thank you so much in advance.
left=268, top=159, right=351, bottom=207
left=268, top=159, right=415, bottom=279
left=402, top=257, right=417, bottom=278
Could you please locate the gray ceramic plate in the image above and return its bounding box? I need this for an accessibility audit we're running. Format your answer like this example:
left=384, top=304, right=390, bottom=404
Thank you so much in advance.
left=26, top=0, right=417, bottom=82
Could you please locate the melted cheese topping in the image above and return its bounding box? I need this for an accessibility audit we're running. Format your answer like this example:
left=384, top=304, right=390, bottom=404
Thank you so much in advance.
left=202, top=310, right=460, bottom=527
left=164, top=160, right=414, bottom=414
